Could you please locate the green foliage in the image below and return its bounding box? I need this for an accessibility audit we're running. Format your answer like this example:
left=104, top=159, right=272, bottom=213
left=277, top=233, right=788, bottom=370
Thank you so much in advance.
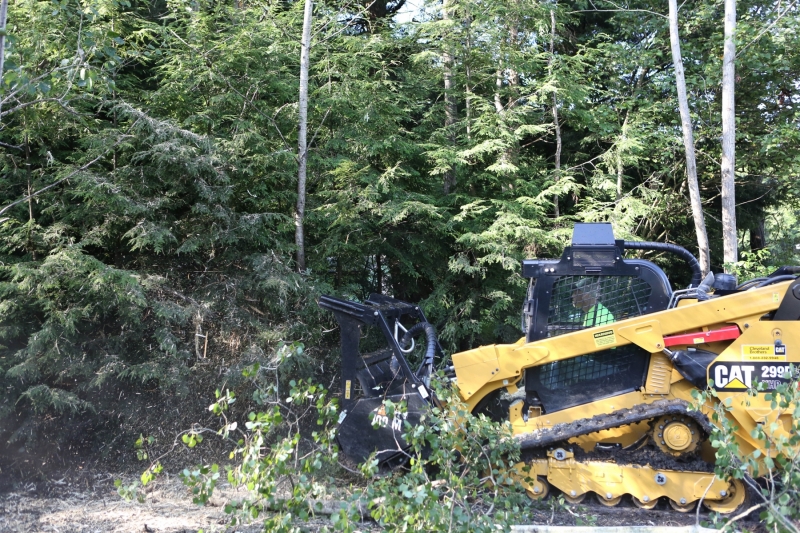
left=356, top=382, right=530, bottom=532
left=692, top=373, right=800, bottom=533
left=155, top=362, right=531, bottom=532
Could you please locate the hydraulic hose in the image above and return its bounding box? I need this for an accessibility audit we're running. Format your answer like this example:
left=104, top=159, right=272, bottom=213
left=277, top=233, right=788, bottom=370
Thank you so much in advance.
left=623, top=240, right=703, bottom=288
left=754, top=275, right=799, bottom=288
left=737, top=277, right=768, bottom=290
left=400, top=321, right=438, bottom=372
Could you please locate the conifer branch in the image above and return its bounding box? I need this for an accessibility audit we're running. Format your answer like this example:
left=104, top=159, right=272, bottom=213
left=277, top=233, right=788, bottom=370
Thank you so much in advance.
left=0, top=120, right=139, bottom=218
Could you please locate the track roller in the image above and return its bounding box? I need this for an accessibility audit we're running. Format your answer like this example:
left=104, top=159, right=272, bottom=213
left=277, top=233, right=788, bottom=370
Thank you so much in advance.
left=668, top=498, right=696, bottom=512
left=703, top=479, right=746, bottom=514
left=522, top=476, right=550, bottom=501
left=632, top=496, right=658, bottom=509
left=562, top=490, right=586, bottom=504
left=596, top=493, right=622, bottom=507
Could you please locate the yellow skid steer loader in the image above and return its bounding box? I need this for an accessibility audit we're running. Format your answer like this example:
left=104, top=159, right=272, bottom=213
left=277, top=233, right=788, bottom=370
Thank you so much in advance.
left=320, top=223, right=800, bottom=513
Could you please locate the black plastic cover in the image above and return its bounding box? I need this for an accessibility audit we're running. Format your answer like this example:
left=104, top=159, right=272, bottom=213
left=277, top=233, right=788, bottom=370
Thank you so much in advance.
left=572, top=223, right=616, bottom=246
left=670, top=348, right=718, bottom=389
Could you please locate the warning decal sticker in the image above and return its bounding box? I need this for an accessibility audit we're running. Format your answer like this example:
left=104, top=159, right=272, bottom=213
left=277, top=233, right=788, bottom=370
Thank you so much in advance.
left=593, top=329, right=616, bottom=348
left=710, top=362, right=795, bottom=391
left=742, top=344, right=787, bottom=361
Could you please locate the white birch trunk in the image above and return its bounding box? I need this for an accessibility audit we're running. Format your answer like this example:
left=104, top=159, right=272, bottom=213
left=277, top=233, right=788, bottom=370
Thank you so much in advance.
left=295, top=0, right=313, bottom=272
left=494, top=70, right=504, bottom=114
left=668, top=0, right=710, bottom=276
left=442, top=0, right=457, bottom=194
left=0, top=0, right=9, bottom=122
left=550, top=8, right=561, bottom=218
left=721, top=0, right=738, bottom=268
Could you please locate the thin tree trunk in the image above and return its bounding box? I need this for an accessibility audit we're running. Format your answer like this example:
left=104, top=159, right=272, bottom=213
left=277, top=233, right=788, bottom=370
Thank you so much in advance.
left=668, top=0, right=710, bottom=276
left=494, top=70, right=504, bottom=114
left=26, top=134, right=35, bottom=260
left=721, top=0, right=737, bottom=268
left=616, top=113, right=628, bottom=202
left=295, top=0, right=313, bottom=272
left=617, top=67, right=647, bottom=201
left=375, top=254, right=382, bottom=294
left=442, top=0, right=457, bottom=194
left=750, top=220, right=765, bottom=251
left=507, top=2, right=520, bottom=103
left=465, top=15, right=472, bottom=141
left=493, top=69, right=514, bottom=186
left=0, top=0, right=8, bottom=122
left=549, top=8, right=561, bottom=218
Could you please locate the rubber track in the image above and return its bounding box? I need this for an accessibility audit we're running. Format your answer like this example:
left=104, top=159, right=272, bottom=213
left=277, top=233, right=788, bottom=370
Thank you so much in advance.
left=514, top=399, right=713, bottom=451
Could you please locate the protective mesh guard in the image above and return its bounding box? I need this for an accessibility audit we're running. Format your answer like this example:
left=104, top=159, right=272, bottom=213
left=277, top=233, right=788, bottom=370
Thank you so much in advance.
left=532, top=345, right=650, bottom=412
left=546, top=275, right=653, bottom=337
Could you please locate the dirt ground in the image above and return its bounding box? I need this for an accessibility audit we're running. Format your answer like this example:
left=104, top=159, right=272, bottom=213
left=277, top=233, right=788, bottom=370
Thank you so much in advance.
left=0, top=471, right=751, bottom=533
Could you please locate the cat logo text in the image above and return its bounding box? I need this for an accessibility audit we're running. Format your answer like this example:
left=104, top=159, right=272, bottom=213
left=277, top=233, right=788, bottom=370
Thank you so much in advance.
left=710, top=362, right=794, bottom=391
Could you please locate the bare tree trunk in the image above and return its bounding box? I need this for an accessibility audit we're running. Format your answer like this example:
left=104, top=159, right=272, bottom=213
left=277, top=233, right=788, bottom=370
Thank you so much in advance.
left=750, top=220, right=765, bottom=251
left=507, top=6, right=520, bottom=101
left=295, top=0, right=313, bottom=272
left=0, top=0, right=9, bottom=122
left=442, top=0, right=457, bottom=194
left=494, top=70, right=504, bottom=115
left=549, top=8, right=561, bottom=218
left=617, top=67, right=647, bottom=201
left=26, top=133, right=35, bottom=260
left=616, top=114, right=628, bottom=202
left=375, top=253, right=382, bottom=293
left=465, top=15, right=472, bottom=141
left=668, top=0, right=710, bottom=276
left=721, top=0, right=738, bottom=268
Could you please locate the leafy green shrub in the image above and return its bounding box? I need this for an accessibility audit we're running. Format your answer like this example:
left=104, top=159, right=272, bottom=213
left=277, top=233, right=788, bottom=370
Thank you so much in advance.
left=144, top=362, right=531, bottom=532
left=693, top=375, right=800, bottom=533
left=356, top=382, right=530, bottom=532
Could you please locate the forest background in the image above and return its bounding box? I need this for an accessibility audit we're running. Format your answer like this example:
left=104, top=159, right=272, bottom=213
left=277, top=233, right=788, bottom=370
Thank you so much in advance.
left=0, top=0, right=799, bottom=503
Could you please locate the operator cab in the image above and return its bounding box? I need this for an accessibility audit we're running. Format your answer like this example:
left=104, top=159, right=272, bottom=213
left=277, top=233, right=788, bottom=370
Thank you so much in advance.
left=522, top=223, right=674, bottom=342
left=521, top=224, right=676, bottom=413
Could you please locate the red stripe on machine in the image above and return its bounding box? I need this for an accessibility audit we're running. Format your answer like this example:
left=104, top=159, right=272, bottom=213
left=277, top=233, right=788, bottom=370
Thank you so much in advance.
left=663, top=325, right=741, bottom=347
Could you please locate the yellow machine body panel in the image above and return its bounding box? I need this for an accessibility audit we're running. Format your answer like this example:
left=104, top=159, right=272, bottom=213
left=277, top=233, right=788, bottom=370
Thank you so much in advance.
left=453, top=278, right=799, bottom=504
left=454, top=280, right=796, bottom=410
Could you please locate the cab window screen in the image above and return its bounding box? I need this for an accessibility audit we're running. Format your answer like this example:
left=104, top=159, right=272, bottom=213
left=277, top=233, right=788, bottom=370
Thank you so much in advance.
left=531, top=345, right=650, bottom=412
left=546, top=275, right=653, bottom=337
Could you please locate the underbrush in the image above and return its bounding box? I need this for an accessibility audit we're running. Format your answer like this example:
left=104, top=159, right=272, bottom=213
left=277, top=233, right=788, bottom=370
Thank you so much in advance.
left=0, top=245, right=337, bottom=479
left=124, top=357, right=534, bottom=532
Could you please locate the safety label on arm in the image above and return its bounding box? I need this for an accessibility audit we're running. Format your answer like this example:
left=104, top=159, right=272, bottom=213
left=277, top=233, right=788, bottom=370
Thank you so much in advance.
left=593, top=330, right=616, bottom=348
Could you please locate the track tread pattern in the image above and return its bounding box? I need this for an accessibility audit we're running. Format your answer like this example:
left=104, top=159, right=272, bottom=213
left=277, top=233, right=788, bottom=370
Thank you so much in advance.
left=515, top=399, right=712, bottom=451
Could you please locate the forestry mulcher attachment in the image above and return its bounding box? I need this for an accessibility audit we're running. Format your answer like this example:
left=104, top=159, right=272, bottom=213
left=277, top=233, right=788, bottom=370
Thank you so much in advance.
left=319, top=223, right=800, bottom=513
